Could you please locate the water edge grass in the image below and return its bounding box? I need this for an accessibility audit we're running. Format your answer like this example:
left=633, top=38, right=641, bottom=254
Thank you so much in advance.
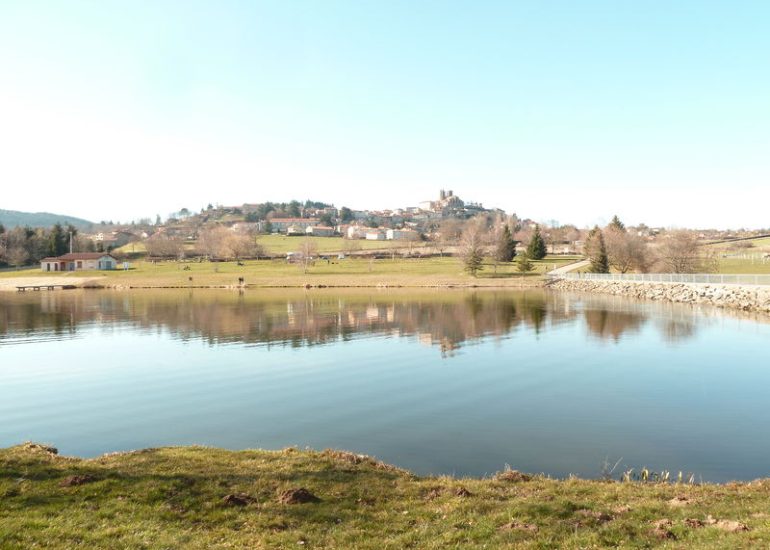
left=2, top=443, right=769, bottom=549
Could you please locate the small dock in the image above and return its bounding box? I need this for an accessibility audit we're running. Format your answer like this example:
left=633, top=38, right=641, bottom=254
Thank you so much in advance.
left=16, top=284, right=76, bottom=292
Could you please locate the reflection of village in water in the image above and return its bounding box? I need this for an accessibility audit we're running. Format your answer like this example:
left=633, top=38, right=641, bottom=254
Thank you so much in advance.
left=0, top=289, right=733, bottom=355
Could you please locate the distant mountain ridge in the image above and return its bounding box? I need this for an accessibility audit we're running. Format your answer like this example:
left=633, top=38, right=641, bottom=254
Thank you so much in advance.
left=0, top=209, right=94, bottom=230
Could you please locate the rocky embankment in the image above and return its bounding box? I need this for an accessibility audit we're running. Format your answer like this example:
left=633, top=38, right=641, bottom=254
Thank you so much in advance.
left=550, top=279, right=770, bottom=315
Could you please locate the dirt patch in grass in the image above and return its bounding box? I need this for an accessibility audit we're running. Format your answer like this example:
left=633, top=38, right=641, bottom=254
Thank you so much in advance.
left=499, top=520, right=539, bottom=533
left=222, top=493, right=257, bottom=507
left=22, top=442, right=58, bottom=455
left=706, top=516, right=750, bottom=532
left=278, top=488, right=320, bottom=504
left=668, top=495, right=693, bottom=507
left=60, top=474, right=97, bottom=487
left=651, top=519, right=677, bottom=540
left=496, top=469, right=532, bottom=482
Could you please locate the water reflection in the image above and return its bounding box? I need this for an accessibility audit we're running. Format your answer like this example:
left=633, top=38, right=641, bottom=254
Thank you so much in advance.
left=0, top=289, right=723, bottom=352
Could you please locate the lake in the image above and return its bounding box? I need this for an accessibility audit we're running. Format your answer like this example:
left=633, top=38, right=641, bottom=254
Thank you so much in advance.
left=1, top=288, right=769, bottom=482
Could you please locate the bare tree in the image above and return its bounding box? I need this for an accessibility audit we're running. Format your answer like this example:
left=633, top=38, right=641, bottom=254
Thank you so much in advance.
left=438, top=218, right=464, bottom=253
left=605, top=226, right=650, bottom=273
left=144, top=234, right=186, bottom=259
left=7, top=246, right=29, bottom=268
left=655, top=230, right=716, bottom=273
left=459, top=223, right=487, bottom=277
left=226, top=231, right=264, bottom=261
left=298, top=238, right=318, bottom=274
left=196, top=226, right=230, bottom=259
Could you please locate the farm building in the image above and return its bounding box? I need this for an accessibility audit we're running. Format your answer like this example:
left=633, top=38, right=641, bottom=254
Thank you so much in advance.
left=40, top=253, right=117, bottom=272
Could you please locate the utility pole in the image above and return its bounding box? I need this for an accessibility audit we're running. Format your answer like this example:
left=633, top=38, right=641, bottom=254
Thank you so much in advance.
left=69, top=231, right=73, bottom=253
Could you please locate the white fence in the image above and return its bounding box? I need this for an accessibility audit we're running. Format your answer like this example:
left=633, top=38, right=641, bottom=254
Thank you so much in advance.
left=550, top=272, right=770, bottom=286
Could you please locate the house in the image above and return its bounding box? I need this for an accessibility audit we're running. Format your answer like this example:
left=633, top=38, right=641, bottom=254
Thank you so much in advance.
left=89, top=231, right=138, bottom=249
left=269, top=218, right=319, bottom=233
left=306, top=226, right=335, bottom=237
left=41, top=253, right=117, bottom=272
left=346, top=225, right=366, bottom=239
left=365, top=231, right=386, bottom=241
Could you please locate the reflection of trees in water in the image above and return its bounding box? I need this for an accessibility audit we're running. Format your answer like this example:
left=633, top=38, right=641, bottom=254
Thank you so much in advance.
left=0, top=289, right=714, bottom=351
left=584, top=309, right=645, bottom=342
left=573, top=294, right=701, bottom=344
left=658, top=319, right=696, bottom=343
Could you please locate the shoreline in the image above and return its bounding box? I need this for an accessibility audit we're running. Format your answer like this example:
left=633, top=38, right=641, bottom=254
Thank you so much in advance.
left=2, top=442, right=765, bottom=548
left=0, top=276, right=549, bottom=292
left=549, top=278, right=770, bottom=316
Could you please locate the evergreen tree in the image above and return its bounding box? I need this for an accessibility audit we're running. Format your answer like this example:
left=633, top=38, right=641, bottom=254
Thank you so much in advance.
left=494, top=225, right=517, bottom=262
left=0, top=223, right=5, bottom=234
left=339, top=207, right=354, bottom=223
left=585, top=226, right=610, bottom=273
left=526, top=225, right=547, bottom=260
left=48, top=223, right=68, bottom=256
left=460, top=227, right=486, bottom=277
left=608, top=215, right=626, bottom=232
left=516, top=252, right=535, bottom=274
left=288, top=201, right=302, bottom=217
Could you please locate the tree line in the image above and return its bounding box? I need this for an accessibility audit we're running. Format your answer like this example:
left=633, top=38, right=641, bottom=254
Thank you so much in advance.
left=583, top=216, right=718, bottom=274
left=0, top=223, right=96, bottom=268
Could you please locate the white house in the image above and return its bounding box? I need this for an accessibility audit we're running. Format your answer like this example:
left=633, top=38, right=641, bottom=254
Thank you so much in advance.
left=269, top=218, right=319, bottom=233
left=41, top=253, right=117, bottom=272
left=306, top=225, right=335, bottom=237
left=365, top=231, right=386, bottom=241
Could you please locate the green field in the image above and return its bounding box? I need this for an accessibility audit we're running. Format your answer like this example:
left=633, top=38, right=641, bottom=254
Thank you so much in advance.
left=717, top=257, right=770, bottom=274
left=256, top=235, right=430, bottom=255
left=0, top=256, right=579, bottom=289
left=1, top=443, right=767, bottom=549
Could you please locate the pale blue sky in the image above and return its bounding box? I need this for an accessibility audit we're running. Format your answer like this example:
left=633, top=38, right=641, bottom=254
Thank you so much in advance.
left=1, top=1, right=768, bottom=228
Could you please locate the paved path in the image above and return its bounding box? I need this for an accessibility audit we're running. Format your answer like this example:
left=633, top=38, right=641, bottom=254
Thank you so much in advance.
left=547, top=259, right=590, bottom=275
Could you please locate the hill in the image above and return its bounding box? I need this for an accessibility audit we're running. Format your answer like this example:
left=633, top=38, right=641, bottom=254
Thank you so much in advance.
left=0, top=209, right=94, bottom=230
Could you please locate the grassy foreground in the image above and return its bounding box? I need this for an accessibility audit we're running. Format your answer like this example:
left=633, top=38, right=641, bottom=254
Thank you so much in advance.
left=2, top=444, right=768, bottom=549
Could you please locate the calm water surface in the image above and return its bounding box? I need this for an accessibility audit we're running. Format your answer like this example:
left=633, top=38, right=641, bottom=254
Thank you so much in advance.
left=1, top=289, right=769, bottom=482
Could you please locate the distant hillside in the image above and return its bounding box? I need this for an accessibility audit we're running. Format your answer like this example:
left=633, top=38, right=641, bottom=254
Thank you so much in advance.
left=0, top=209, right=94, bottom=230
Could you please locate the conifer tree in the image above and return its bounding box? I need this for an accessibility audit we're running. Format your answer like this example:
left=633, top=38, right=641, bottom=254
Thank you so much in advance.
left=516, top=252, right=535, bottom=274
left=585, top=226, right=610, bottom=273
left=494, top=225, right=517, bottom=263
left=47, top=223, right=68, bottom=256
left=608, top=215, right=626, bottom=232
left=526, top=225, right=547, bottom=260
left=460, top=226, right=486, bottom=277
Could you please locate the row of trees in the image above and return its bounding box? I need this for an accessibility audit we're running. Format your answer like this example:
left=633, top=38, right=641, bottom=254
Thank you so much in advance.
left=456, top=217, right=549, bottom=277
left=143, top=226, right=264, bottom=260
left=0, top=223, right=92, bottom=268
left=584, top=216, right=718, bottom=274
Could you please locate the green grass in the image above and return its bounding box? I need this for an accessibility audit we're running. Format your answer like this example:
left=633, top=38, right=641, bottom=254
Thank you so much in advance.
left=0, top=256, right=578, bottom=288
left=717, top=257, right=770, bottom=274
left=1, top=443, right=768, bottom=549
left=256, top=234, right=431, bottom=255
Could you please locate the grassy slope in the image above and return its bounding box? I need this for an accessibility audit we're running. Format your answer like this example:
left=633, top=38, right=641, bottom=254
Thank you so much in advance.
left=1, top=444, right=768, bottom=549
left=0, top=257, right=578, bottom=288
